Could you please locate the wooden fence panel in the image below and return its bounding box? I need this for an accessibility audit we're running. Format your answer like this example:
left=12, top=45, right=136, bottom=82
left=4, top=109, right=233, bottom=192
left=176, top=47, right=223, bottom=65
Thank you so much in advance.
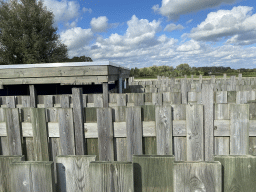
left=56, top=155, right=96, bottom=192
left=97, top=107, right=114, bottom=161
left=89, top=162, right=134, bottom=192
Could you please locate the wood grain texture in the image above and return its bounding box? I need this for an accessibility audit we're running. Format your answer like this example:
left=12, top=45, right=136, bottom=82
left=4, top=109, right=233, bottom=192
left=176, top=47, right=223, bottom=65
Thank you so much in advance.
left=215, top=155, right=256, bottom=192
left=181, top=79, right=188, bottom=104
left=116, top=94, right=126, bottom=106
left=56, top=155, right=96, bottom=192
left=58, top=108, right=75, bottom=155
left=11, top=161, right=55, bottom=192
left=23, top=137, right=34, bottom=161
left=0, top=155, right=24, bottom=192
left=230, top=104, right=249, bottom=155
left=115, top=138, right=127, bottom=161
left=90, top=162, right=134, bottom=192
left=143, top=137, right=157, bottom=155
left=72, top=88, right=85, bottom=155
left=6, top=96, right=16, bottom=108
left=60, top=95, right=70, bottom=108
left=202, top=84, right=214, bottom=161
left=29, top=85, right=37, bottom=108
left=173, top=161, right=221, bottom=192
left=215, top=137, right=229, bottom=155
left=249, top=137, right=256, bottom=155
left=152, top=93, right=162, bottom=105
left=186, top=104, right=204, bottom=161
left=102, top=82, right=109, bottom=107
left=5, top=108, right=23, bottom=155
left=133, top=155, right=175, bottom=192
left=215, top=104, right=229, bottom=120
left=126, top=106, right=143, bottom=161
left=44, top=95, right=54, bottom=108
left=22, top=96, right=31, bottom=107
left=174, top=137, right=187, bottom=161
left=87, top=138, right=99, bottom=160
left=155, top=105, right=172, bottom=155
left=97, top=107, right=114, bottom=161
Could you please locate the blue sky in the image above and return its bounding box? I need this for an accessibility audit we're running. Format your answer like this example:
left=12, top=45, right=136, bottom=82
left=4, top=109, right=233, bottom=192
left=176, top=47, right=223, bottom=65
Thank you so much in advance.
left=41, top=0, right=256, bottom=69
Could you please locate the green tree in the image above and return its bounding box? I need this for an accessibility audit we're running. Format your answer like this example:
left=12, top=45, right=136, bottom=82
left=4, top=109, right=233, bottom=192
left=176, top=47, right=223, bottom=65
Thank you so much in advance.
left=175, top=63, right=191, bottom=76
left=0, top=0, right=68, bottom=64
left=64, top=55, right=93, bottom=62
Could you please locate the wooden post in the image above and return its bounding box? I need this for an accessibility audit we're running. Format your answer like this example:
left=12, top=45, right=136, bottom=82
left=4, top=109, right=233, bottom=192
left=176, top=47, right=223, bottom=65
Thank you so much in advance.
left=126, top=106, right=142, bottom=161
left=11, top=161, right=55, bottom=192
left=223, top=73, right=227, bottom=80
left=202, top=84, right=214, bottom=161
left=174, top=161, right=221, bottom=192
left=60, top=95, right=70, bottom=108
left=44, top=95, right=53, bottom=108
left=230, top=104, right=249, bottom=155
left=181, top=79, right=187, bottom=104
left=133, top=155, right=175, bottom=191
left=29, top=85, right=37, bottom=108
left=186, top=104, right=204, bottom=161
left=5, top=108, right=23, bottom=155
left=58, top=108, right=75, bottom=155
left=72, top=88, right=86, bottom=155
left=199, top=74, right=203, bottom=84
left=155, top=105, right=172, bottom=155
left=0, top=156, right=24, bottom=192
left=102, top=82, right=108, bottom=108
left=152, top=92, right=163, bottom=105
left=215, top=155, right=256, bottom=191
left=97, top=107, right=114, bottom=161
left=31, top=108, right=49, bottom=161
left=119, top=77, right=123, bottom=93
left=56, top=155, right=96, bottom=192
left=90, top=162, right=134, bottom=192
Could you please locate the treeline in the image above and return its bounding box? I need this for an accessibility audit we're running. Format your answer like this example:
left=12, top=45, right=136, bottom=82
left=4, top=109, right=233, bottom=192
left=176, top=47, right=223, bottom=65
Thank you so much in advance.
left=130, top=64, right=256, bottom=78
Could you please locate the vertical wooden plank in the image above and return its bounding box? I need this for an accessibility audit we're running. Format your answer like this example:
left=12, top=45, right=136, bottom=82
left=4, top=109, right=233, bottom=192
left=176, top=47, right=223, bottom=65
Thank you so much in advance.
left=56, top=155, right=96, bottom=192
left=5, top=108, right=22, bottom=155
left=23, top=137, right=34, bottom=161
left=215, top=155, right=256, bottom=191
left=97, top=107, right=114, bottom=161
left=116, top=94, right=126, bottom=106
left=22, top=96, right=30, bottom=107
left=133, top=155, right=175, bottom=192
left=186, top=104, right=204, bottom=161
left=134, top=93, right=144, bottom=106
left=11, top=161, right=55, bottom=192
left=143, top=137, right=157, bottom=155
left=44, top=95, right=54, bottom=108
left=31, top=108, right=49, bottom=161
left=155, top=105, right=172, bottom=155
left=60, top=95, right=70, bottom=108
left=90, top=162, right=134, bottom=192
left=249, top=137, right=256, bottom=155
left=229, top=104, right=249, bottom=155
left=215, top=137, right=229, bottom=155
left=181, top=79, right=187, bottom=104
left=173, top=161, right=221, bottom=192
left=58, top=108, right=75, bottom=155
left=6, top=96, right=15, bottom=108
left=174, top=137, right=187, bottom=161
left=49, top=137, right=61, bottom=184
left=215, top=91, right=227, bottom=103
left=29, top=85, right=37, bottom=108
left=202, top=84, right=214, bottom=161
left=103, top=82, right=109, bottom=107
left=94, top=94, right=103, bottom=107
left=72, top=88, right=85, bottom=155
left=152, top=93, right=163, bottom=105
left=0, top=156, right=24, bottom=192
left=126, top=106, right=142, bottom=161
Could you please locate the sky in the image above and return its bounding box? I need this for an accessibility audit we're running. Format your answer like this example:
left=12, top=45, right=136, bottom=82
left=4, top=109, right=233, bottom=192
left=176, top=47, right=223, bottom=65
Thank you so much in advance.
left=41, top=0, right=256, bottom=69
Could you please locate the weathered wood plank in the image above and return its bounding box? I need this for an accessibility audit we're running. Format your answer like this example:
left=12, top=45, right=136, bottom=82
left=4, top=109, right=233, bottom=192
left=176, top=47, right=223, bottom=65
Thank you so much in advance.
left=214, top=155, right=256, bottom=191
left=90, top=162, right=134, bottom=192
left=126, top=106, right=142, bottom=161
left=5, top=108, right=23, bottom=155
left=102, top=82, right=109, bottom=107
left=56, top=155, right=96, bottom=192
left=58, top=108, right=75, bottom=155
left=72, top=88, right=85, bottom=155
left=186, top=104, right=204, bottom=161
left=230, top=104, right=249, bottom=155
left=97, top=107, right=114, bottom=161
left=249, top=137, right=256, bottom=155
left=87, top=138, right=99, bottom=160
left=30, top=108, right=49, bottom=161
left=174, top=137, right=186, bottom=161
left=23, top=137, right=34, bottom=161
left=181, top=79, right=187, bottom=104
left=155, top=105, right=172, bottom=155
left=0, top=156, right=24, bottom=192
left=202, top=84, right=214, bottom=161
left=215, top=137, right=229, bottom=155
left=6, top=96, right=16, bottom=108
left=11, top=161, right=55, bottom=192
left=60, top=95, right=70, bottom=108
left=29, top=85, right=37, bottom=108
left=44, top=95, right=54, bottom=108
left=133, top=155, right=175, bottom=191
left=173, top=161, right=221, bottom=192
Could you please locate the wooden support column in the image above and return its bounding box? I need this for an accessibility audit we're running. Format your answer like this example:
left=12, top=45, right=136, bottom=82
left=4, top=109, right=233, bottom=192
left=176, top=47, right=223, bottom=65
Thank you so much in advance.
left=102, top=82, right=108, bottom=108
left=72, top=88, right=85, bottom=155
left=119, top=77, right=123, bottom=93
left=29, top=85, right=37, bottom=108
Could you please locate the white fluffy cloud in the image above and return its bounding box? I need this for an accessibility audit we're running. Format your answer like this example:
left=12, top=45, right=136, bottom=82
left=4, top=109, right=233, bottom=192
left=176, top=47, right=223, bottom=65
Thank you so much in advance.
left=60, top=27, right=94, bottom=52
left=177, top=40, right=201, bottom=52
left=43, top=0, right=80, bottom=24
left=90, top=16, right=109, bottom=32
left=187, top=6, right=256, bottom=45
left=152, top=0, right=236, bottom=20
left=164, top=23, right=184, bottom=32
